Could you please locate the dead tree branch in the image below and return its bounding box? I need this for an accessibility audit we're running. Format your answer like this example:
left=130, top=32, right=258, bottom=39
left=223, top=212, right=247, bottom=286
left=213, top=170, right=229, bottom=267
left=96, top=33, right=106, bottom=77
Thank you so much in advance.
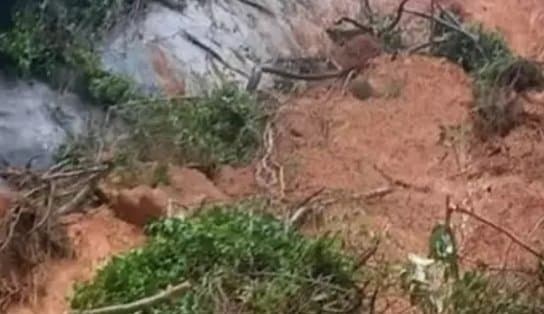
left=448, top=201, right=543, bottom=260
left=70, top=281, right=191, bottom=314
left=333, top=17, right=374, bottom=34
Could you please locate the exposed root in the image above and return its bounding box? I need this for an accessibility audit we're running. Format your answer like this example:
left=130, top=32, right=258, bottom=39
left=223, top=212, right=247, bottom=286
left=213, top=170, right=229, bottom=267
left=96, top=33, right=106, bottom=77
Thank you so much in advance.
left=255, top=120, right=285, bottom=201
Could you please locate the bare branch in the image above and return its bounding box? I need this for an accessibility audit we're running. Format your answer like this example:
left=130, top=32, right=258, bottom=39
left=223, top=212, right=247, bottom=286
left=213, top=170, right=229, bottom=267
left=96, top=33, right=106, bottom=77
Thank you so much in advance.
left=450, top=203, right=543, bottom=260
left=379, top=0, right=411, bottom=36
left=70, top=281, right=191, bottom=314
left=333, top=17, right=374, bottom=34
left=403, top=8, right=484, bottom=56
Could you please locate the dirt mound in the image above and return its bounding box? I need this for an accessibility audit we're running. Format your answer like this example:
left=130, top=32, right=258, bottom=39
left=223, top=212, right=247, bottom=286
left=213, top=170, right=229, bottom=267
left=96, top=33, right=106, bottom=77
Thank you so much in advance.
left=275, top=55, right=472, bottom=254
left=274, top=54, right=544, bottom=267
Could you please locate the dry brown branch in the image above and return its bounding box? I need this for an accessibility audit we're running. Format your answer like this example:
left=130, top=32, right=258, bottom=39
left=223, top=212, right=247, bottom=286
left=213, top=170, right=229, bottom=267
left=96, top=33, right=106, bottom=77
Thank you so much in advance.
left=70, top=281, right=191, bottom=314
left=402, top=8, right=484, bottom=55
left=0, top=158, right=111, bottom=310
left=373, top=164, right=431, bottom=193
left=361, top=0, right=375, bottom=23
left=288, top=188, right=325, bottom=226
left=363, top=186, right=394, bottom=200
left=379, top=0, right=411, bottom=36
left=448, top=201, right=543, bottom=260
left=333, top=17, right=374, bottom=34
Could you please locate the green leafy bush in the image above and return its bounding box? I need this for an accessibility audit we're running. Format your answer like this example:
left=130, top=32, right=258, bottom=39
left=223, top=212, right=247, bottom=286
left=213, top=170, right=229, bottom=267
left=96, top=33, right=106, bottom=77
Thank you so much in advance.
left=70, top=203, right=362, bottom=313
left=432, top=22, right=513, bottom=78
left=117, top=83, right=266, bottom=167
left=0, top=0, right=135, bottom=106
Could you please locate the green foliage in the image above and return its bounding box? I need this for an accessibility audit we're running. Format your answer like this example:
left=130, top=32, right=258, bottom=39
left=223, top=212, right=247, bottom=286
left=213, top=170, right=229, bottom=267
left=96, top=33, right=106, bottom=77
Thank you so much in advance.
left=117, top=84, right=266, bottom=167
left=70, top=203, right=361, bottom=313
left=0, top=0, right=135, bottom=106
left=428, top=224, right=458, bottom=280
left=430, top=11, right=543, bottom=138
left=432, top=22, right=513, bottom=78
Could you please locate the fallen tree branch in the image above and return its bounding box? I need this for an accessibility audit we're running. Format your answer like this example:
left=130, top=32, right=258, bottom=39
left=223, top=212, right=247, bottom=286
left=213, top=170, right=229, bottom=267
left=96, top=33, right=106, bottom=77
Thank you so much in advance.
left=449, top=202, right=543, bottom=260
left=333, top=17, right=374, bottom=34
left=373, top=164, right=431, bottom=193
left=70, top=281, right=191, bottom=314
left=288, top=188, right=325, bottom=226
left=181, top=30, right=248, bottom=78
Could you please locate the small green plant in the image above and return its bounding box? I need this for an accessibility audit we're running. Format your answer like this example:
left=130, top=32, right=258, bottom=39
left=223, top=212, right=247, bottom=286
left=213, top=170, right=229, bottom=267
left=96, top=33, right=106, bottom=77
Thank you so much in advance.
left=118, top=83, right=266, bottom=168
left=429, top=10, right=543, bottom=138
left=70, top=202, right=363, bottom=314
left=402, top=222, right=544, bottom=314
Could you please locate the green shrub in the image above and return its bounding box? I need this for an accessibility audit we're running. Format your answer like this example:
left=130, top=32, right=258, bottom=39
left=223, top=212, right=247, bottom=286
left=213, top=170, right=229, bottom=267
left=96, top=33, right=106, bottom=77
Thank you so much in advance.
left=429, top=11, right=543, bottom=137
left=70, top=203, right=362, bottom=314
left=117, top=83, right=266, bottom=167
left=432, top=21, right=513, bottom=77
left=0, top=0, right=135, bottom=106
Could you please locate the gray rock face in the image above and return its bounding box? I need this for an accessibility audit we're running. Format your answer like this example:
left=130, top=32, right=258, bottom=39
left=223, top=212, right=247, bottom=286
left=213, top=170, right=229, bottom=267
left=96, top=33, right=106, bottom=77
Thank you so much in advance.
left=0, top=74, right=99, bottom=169
left=101, top=0, right=361, bottom=95
left=0, top=0, right=362, bottom=169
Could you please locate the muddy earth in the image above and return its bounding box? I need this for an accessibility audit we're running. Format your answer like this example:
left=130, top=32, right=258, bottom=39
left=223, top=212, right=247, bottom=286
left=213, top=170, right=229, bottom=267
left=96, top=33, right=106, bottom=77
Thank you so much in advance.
left=8, top=0, right=544, bottom=313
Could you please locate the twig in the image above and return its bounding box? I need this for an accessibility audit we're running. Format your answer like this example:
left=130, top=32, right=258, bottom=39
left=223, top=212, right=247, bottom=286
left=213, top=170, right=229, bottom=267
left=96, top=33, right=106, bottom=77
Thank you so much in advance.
left=379, top=0, right=411, bottom=36
left=373, top=164, right=431, bottom=193
left=333, top=17, right=374, bottom=34
left=450, top=203, right=543, bottom=260
left=363, top=186, right=394, bottom=200
left=28, top=183, right=55, bottom=233
left=41, top=165, right=109, bottom=180
left=57, top=172, right=106, bottom=216
left=357, top=239, right=380, bottom=268
left=288, top=188, right=325, bottom=226
left=403, top=8, right=484, bottom=56
left=362, top=0, right=375, bottom=24
left=0, top=207, right=22, bottom=253
left=70, top=281, right=191, bottom=314
left=429, top=0, right=436, bottom=43
left=369, top=285, right=379, bottom=314
left=181, top=30, right=248, bottom=78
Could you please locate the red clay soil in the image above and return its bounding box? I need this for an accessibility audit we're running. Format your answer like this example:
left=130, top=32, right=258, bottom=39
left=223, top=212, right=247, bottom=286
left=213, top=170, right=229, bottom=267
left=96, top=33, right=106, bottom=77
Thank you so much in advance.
left=7, top=0, right=544, bottom=313
left=274, top=52, right=544, bottom=268
left=8, top=209, right=144, bottom=314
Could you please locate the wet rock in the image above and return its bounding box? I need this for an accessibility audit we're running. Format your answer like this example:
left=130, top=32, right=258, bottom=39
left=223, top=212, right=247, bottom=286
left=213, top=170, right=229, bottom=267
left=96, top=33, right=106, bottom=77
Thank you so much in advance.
left=0, top=73, right=100, bottom=170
